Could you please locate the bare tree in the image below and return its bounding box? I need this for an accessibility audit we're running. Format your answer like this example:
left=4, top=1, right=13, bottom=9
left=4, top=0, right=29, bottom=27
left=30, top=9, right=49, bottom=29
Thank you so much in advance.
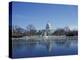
left=26, top=24, right=37, bottom=36
left=12, top=25, right=25, bottom=37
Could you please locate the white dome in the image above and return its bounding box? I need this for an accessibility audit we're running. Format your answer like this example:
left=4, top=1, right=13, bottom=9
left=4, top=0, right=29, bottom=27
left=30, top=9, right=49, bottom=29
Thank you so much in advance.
left=64, top=26, right=70, bottom=31
left=46, top=22, right=52, bottom=30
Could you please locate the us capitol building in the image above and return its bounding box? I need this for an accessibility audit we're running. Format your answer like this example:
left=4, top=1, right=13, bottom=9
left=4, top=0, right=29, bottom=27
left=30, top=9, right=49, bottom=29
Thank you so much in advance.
left=42, top=22, right=70, bottom=36
left=42, top=22, right=54, bottom=36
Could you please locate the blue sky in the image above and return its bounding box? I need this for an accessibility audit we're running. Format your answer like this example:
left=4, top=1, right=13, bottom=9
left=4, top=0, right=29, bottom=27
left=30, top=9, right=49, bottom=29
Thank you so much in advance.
left=11, top=2, right=78, bottom=30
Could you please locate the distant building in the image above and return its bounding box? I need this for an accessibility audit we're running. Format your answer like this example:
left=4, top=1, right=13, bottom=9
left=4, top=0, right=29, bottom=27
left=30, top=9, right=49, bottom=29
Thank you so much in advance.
left=46, top=23, right=52, bottom=31
left=42, top=22, right=53, bottom=36
left=41, top=22, right=53, bottom=36
left=64, top=26, right=70, bottom=32
left=45, top=22, right=52, bottom=35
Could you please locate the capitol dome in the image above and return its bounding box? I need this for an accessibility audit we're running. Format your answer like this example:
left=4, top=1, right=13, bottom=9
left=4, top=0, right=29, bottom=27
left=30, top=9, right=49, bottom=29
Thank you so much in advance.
left=46, top=22, right=52, bottom=30
left=45, top=22, right=53, bottom=36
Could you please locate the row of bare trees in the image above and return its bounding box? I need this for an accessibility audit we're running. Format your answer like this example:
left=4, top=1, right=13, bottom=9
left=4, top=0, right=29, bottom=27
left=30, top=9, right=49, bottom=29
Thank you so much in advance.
left=11, top=24, right=40, bottom=37
left=11, top=24, right=78, bottom=38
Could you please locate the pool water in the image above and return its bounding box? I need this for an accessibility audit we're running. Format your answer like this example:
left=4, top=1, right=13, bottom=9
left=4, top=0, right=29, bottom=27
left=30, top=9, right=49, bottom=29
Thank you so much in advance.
left=12, top=39, right=78, bottom=58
